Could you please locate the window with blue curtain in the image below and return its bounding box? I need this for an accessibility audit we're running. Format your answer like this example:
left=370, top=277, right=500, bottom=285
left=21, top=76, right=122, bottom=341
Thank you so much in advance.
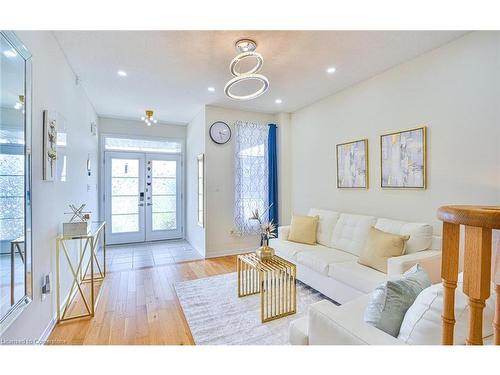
left=233, top=121, right=278, bottom=235
left=234, top=121, right=269, bottom=234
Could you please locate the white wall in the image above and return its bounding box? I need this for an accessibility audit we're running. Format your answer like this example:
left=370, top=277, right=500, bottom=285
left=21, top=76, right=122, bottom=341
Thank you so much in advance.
left=98, top=116, right=186, bottom=139
left=204, top=106, right=277, bottom=257
left=290, top=31, right=500, bottom=235
left=2, top=31, right=99, bottom=342
left=186, top=109, right=206, bottom=256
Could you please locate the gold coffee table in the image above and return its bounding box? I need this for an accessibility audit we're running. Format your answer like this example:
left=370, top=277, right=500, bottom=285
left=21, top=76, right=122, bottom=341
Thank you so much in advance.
left=237, top=253, right=296, bottom=323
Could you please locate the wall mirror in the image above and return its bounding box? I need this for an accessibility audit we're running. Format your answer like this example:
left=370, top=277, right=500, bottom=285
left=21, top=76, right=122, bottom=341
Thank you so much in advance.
left=197, top=154, right=204, bottom=227
left=0, top=31, right=32, bottom=334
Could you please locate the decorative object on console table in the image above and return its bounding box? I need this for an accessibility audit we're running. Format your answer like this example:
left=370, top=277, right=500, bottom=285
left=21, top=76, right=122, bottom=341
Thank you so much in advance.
left=336, top=138, right=368, bottom=189
left=42, top=110, right=57, bottom=181
left=63, top=204, right=91, bottom=236
left=249, top=204, right=276, bottom=261
left=237, top=253, right=296, bottom=323
left=437, top=205, right=500, bottom=345
left=381, top=126, right=426, bottom=189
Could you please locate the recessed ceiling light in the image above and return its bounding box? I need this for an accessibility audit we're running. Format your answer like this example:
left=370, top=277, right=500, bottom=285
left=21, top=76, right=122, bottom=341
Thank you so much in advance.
left=117, top=70, right=127, bottom=77
left=326, top=67, right=336, bottom=74
left=208, top=87, right=215, bottom=92
left=275, top=99, right=282, bottom=104
left=3, top=49, right=17, bottom=58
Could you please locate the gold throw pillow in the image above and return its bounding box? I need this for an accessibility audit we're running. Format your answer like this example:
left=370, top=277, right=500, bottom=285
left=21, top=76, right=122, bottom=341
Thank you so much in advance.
left=288, top=215, right=319, bottom=245
left=358, top=227, right=410, bottom=273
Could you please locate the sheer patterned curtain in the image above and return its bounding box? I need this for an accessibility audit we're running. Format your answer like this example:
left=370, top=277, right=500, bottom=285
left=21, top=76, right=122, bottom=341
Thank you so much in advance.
left=234, top=120, right=269, bottom=234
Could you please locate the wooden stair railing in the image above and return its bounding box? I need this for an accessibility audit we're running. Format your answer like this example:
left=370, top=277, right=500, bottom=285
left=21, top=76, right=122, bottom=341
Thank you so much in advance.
left=437, top=205, right=500, bottom=345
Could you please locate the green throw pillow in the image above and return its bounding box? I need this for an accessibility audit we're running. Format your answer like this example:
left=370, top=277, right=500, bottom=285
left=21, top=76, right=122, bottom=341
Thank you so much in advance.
left=364, top=264, right=431, bottom=337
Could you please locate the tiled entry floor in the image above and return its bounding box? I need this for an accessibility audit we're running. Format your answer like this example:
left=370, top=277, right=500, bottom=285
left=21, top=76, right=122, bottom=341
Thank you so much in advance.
left=106, top=240, right=202, bottom=272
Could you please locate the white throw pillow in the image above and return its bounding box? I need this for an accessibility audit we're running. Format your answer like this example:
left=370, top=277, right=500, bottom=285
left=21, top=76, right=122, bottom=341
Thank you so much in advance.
left=398, top=274, right=496, bottom=345
left=375, top=218, right=433, bottom=254
left=308, top=208, right=339, bottom=247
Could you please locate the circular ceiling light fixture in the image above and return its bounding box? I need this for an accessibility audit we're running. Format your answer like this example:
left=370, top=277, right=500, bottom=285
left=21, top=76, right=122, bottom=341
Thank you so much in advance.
left=224, top=39, right=269, bottom=101
left=229, top=51, right=264, bottom=76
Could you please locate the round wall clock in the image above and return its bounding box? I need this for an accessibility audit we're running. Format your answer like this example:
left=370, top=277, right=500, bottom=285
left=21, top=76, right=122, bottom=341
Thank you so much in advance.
left=209, top=121, right=231, bottom=144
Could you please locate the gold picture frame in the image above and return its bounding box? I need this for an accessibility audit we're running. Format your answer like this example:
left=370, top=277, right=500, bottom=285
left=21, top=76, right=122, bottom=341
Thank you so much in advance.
left=380, top=126, right=427, bottom=189
left=336, top=138, right=369, bottom=189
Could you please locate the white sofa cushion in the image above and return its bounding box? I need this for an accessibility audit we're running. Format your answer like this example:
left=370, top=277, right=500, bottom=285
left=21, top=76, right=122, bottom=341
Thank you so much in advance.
left=329, top=261, right=387, bottom=293
left=387, top=250, right=442, bottom=284
left=308, top=208, right=340, bottom=247
left=278, top=225, right=290, bottom=240
left=308, top=297, right=402, bottom=345
left=375, top=218, right=433, bottom=254
left=331, top=213, right=376, bottom=255
left=398, top=274, right=497, bottom=344
left=271, top=238, right=318, bottom=261
left=296, top=248, right=357, bottom=275
left=289, top=317, right=309, bottom=345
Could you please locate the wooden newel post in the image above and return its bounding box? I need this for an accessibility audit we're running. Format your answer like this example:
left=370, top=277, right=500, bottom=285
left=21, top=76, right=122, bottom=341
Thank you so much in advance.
left=463, top=226, right=491, bottom=345
left=440, top=222, right=460, bottom=345
left=437, top=205, right=500, bottom=346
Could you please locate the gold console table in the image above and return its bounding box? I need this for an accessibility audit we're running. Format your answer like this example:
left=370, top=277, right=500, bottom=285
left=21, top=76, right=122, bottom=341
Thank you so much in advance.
left=55, top=221, right=106, bottom=323
left=237, top=253, right=296, bottom=323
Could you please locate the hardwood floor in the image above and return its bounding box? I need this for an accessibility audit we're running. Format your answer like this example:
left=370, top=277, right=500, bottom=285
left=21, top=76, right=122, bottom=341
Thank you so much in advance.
left=48, top=255, right=237, bottom=345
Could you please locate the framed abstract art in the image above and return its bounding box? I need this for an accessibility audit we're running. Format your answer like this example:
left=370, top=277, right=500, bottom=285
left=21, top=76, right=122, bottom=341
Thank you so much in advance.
left=336, top=139, right=369, bottom=189
left=380, top=126, right=427, bottom=189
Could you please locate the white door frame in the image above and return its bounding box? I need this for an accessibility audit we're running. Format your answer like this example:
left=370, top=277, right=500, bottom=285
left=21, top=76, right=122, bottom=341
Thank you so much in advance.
left=99, top=133, right=185, bottom=244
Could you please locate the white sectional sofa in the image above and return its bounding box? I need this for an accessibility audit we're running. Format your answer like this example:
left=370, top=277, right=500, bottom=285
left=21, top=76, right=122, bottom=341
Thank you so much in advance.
left=271, top=209, right=442, bottom=304
left=268, top=208, right=443, bottom=345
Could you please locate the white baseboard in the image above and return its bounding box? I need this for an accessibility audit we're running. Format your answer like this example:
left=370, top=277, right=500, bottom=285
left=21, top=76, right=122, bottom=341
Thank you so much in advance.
left=38, top=315, right=57, bottom=345
left=205, top=247, right=255, bottom=259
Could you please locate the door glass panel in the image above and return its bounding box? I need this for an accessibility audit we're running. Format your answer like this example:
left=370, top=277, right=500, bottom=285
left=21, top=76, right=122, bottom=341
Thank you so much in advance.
left=151, top=178, right=175, bottom=195
left=152, top=160, right=176, bottom=177
left=112, top=177, right=138, bottom=195
left=111, top=159, right=139, bottom=177
left=152, top=195, right=176, bottom=212
left=110, top=158, right=139, bottom=234
left=105, top=137, right=181, bottom=154
left=152, top=212, right=176, bottom=231
left=112, top=214, right=139, bottom=233
left=150, top=160, right=177, bottom=231
left=111, top=196, right=139, bottom=215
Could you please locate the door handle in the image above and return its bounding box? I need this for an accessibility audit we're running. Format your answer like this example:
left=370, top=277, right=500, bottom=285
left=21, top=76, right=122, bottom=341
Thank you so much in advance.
left=138, top=203, right=144, bottom=207
left=146, top=203, right=152, bottom=206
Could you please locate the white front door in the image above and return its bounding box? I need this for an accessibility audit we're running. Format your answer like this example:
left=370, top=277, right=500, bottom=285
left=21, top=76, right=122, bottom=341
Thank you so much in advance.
left=145, top=153, right=183, bottom=240
left=104, top=152, right=182, bottom=244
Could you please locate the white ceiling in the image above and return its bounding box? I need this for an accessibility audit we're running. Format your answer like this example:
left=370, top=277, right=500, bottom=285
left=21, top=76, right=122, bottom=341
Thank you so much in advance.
left=53, top=31, right=468, bottom=125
